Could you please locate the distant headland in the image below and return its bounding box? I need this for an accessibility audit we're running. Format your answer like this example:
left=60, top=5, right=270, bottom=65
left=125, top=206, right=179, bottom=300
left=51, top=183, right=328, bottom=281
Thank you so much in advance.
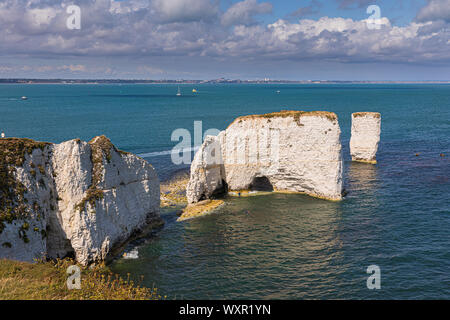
left=0, top=79, right=449, bottom=84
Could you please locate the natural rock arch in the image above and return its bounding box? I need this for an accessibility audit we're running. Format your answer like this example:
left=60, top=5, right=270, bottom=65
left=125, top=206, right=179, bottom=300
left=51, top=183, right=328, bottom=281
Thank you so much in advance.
left=186, top=111, right=344, bottom=204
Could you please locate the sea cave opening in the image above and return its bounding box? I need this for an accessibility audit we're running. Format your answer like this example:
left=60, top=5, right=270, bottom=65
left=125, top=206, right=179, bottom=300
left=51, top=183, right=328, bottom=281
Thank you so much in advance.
left=250, top=176, right=274, bottom=192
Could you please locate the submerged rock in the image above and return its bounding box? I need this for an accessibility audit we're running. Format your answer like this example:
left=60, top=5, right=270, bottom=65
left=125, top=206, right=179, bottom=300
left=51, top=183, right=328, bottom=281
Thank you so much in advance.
left=0, top=136, right=161, bottom=265
left=186, top=111, right=344, bottom=205
left=350, top=112, right=381, bottom=164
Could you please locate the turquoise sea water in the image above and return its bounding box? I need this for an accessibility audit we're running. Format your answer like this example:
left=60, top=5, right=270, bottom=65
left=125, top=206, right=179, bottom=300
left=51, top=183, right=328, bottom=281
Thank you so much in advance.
left=1, top=84, right=449, bottom=299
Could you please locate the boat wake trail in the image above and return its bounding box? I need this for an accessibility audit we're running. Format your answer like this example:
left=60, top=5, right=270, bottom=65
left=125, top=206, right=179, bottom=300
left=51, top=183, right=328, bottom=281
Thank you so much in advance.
left=138, top=146, right=200, bottom=158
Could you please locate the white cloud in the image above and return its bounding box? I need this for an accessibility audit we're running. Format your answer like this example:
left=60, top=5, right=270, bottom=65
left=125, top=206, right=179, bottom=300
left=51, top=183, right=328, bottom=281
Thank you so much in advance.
left=58, top=64, right=87, bottom=72
left=138, top=65, right=165, bottom=74
left=152, top=0, right=219, bottom=23
left=0, top=66, right=14, bottom=73
left=210, top=17, right=449, bottom=63
left=416, top=0, right=450, bottom=22
left=221, top=0, right=272, bottom=26
left=36, top=65, right=54, bottom=72
left=0, top=0, right=448, bottom=76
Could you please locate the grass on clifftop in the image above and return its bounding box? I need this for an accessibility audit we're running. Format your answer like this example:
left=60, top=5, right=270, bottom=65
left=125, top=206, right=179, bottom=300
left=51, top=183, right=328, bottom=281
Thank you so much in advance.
left=352, top=112, right=381, bottom=118
left=0, top=258, right=162, bottom=300
left=0, top=138, right=50, bottom=167
left=229, top=110, right=338, bottom=127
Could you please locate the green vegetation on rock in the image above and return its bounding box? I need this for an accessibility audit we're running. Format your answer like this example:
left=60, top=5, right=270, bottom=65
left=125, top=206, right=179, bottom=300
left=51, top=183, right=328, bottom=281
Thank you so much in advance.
left=75, top=135, right=126, bottom=212
left=230, top=110, right=338, bottom=128
left=353, top=112, right=381, bottom=118
left=0, top=138, right=50, bottom=235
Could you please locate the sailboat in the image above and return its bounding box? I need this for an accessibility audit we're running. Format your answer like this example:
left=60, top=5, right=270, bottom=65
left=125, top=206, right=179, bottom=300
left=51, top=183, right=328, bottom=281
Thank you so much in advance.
left=176, top=86, right=181, bottom=96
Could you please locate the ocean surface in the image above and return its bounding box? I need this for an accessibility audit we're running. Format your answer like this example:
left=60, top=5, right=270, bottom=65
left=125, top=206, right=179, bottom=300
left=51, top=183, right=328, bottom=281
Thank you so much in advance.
left=1, top=83, right=449, bottom=299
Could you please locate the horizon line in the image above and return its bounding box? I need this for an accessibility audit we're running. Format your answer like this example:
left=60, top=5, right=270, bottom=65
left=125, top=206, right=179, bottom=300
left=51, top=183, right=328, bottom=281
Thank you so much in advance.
left=1, top=78, right=449, bottom=83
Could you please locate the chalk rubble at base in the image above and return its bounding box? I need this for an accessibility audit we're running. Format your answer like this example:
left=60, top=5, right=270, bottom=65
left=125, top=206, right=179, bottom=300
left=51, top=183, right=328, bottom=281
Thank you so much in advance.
left=177, top=200, right=224, bottom=222
left=350, top=112, right=381, bottom=164
left=0, top=136, right=161, bottom=265
left=186, top=111, right=345, bottom=210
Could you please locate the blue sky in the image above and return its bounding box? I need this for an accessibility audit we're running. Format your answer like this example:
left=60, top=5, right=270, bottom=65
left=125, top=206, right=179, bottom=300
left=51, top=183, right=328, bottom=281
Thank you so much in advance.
left=0, top=0, right=449, bottom=80
left=244, top=0, right=427, bottom=26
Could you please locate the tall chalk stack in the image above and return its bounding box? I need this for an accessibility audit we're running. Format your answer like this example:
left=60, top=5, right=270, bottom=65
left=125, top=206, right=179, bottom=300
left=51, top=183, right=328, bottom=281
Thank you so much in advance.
left=0, top=136, right=161, bottom=265
left=350, top=112, right=381, bottom=164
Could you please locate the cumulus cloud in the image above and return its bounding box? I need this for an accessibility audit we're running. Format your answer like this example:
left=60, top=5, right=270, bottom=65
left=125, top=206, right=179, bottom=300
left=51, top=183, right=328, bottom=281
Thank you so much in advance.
left=36, top=65, right=54, bottom=72
left=416, top=0, right=450, bottom=22
left=138, top=65, right=165, bottom=74
left=0, top=64, right=89, bottom=74
left=58, top=64, right=87, bottom=72
left=152, top=0, right=219, bottom=23
left=0, top=0, right=448, bottom=76
left=0, top=66, right=14, bottom=73
left=221, top=0, right=272, bottom=26
left=210, top=17, right=450, bottom=64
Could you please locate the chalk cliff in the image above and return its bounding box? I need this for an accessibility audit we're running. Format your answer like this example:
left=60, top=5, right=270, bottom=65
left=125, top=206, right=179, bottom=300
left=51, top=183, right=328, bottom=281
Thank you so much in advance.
left=350, top=112, right=381, bottom=164
left=0, top=136, right=161, bottom=265
left=186, top=111, right=344, bottom=204
left=186, top=135, right=226, bottom=204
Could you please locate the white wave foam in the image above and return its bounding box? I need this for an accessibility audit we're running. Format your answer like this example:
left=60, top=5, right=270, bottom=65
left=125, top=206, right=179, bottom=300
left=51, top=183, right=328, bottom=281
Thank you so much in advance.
left=122, top=248, right=139, bottom=260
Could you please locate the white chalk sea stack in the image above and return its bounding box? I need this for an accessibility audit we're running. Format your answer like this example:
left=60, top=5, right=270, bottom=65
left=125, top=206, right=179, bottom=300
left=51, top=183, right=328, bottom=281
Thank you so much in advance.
left=187, top=111, right=344, bottom=204
left=0, top=136, right=161, bottom=265
left=350, top=112, right=381, bottom=164
left=186, top=135, right=225, bottom=204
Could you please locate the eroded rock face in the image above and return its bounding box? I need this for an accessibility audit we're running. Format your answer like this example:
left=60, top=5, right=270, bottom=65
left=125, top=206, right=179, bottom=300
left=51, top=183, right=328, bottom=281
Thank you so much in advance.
left=350, top=112, right=381, bottom=164
left=0, top=136, right=161, bottom=265
left=0, top=140, right=53, bottom=262
left=186, top=135, right=225, bottom=204
left=186, top=111, right=344, bottom=203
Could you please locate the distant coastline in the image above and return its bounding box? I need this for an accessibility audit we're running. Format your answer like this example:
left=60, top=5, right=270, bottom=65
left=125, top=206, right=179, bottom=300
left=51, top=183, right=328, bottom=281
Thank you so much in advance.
left=0, top=79, right=449, bottom=85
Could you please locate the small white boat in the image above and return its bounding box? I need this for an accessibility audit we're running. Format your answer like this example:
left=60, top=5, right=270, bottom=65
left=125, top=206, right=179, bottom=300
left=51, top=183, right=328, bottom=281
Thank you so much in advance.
left=176, top=86, right=181, bottom=96
left=21, top=96, right=28, bottom=100
left=192, top=88, right=197, bottom=93
left=276, top=90, right=281, bottom=94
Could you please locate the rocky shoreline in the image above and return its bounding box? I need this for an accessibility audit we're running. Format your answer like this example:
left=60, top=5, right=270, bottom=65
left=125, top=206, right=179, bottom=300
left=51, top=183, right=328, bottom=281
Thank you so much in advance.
left=160, top=171, right=189, bottom=208
left=159, top=171, right=224, bottom=221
